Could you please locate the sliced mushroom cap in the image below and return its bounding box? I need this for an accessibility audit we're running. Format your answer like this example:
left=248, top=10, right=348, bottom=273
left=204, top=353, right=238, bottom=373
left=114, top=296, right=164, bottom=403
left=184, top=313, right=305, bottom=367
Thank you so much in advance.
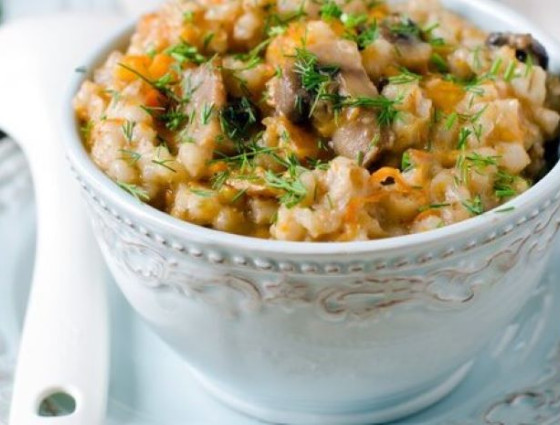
left=308, top=39, right=383, bottom=166
left=269, top=63, right=312, bottom=124
left=178, top=62, right=228, bottom=178
left=183, top=63, right=226, bottom=117
left=332, top=110, right=384, bottom=168
left=181, top=62, right=227, bottom=147
left=381, top=14, right=422, bottom=44
left=487, top=32, right=549, bottom=69
left=308, top=40, right=378, bottom=98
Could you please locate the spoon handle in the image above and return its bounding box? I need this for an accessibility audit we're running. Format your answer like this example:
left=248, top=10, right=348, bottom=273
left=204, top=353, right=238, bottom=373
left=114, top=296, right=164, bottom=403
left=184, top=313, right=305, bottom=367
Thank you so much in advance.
left=0, top=15, right=122, bottom=425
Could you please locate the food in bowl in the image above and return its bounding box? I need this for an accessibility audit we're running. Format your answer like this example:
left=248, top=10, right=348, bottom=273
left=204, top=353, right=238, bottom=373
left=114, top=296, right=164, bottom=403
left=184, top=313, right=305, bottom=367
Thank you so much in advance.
left=74, top=0, right=560, bottom=242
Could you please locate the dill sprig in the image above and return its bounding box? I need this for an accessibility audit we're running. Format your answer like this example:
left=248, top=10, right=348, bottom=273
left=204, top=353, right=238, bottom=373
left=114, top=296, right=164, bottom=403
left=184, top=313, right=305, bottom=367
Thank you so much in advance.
left=121, top=120, right=136, bottom=143
left=356, top=21, right=379, bottom=49
left=457, top=127, right=471, bottom=150
left=119, top=149, right=142, bottom=165
left=211, top=170, right=230, bottom=190
left=200, top=103, right=215, bottom=125
left=233, top=39, right=273, bottom=71
left=462, top=195, right=484, bottom=215
left=80, top=120, right=94, bottom=140
left=219, top=97, right=259, bottom=143
left=265, top=170, right=308, bottom=208
left=401, top=151, right=413, bottom=171
left=388, top=67, right=422, bottom=85
left=418, top=202, right=450, bottom=213
left=494, top=170, right=518, bottom=198
left=189, top=188, right=214, bottom=198
left=465, top=153, right=499, bottom=168
left=340, top=95, right=402, bottom=126
left=389, top=17, right=420, bottom=39
left=213, top=138, right=277, bottom=170
left=165, top=40, right=206, bottom=65
left=264, top=6, right=307, bottom=37
left=118, top=63, right=179, bottom=102
left=430, top=53, right=449, bottom=73
left=341, top=13, right=368, bottom=29
left=320, top=0, right=342, bottom=21
left=118, top=181, right=150, bottom=201
left=422, top=22, right=446, bottom=46
left=293, top=48, right=340, bottom=94
left=293, top=47, right=340, bottom=116
left=152, top=158, right=177, bottom=173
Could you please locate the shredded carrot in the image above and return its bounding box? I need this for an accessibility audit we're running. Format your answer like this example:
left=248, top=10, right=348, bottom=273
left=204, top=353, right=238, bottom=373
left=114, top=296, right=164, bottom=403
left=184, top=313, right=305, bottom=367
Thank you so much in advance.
left=369, top=3, right=390, bottom=20
left=344, top=198, right=362, bottom=223
left=181, top=26, right=202, bottom=48
left=370, top=167, right=410, bottom=192
left=424, top=78, right=466, bottom=114
left=149, top=53, right=175, bottom=80
left=115, top=55, right=151, bottom=82
left=208, top=161, right=229, bottom=174
left=144, top=88, right=162, bottom=108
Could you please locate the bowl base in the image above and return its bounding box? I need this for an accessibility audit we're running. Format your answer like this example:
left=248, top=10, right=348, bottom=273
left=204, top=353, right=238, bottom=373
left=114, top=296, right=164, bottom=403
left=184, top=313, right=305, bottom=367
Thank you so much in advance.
left=190, top=362, right=473, bottom=425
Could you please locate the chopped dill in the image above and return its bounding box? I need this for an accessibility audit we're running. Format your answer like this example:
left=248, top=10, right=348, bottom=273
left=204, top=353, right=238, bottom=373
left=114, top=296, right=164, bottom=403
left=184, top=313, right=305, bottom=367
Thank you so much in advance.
left=355, top=21, right=380, bottom=49
left=503, top=61, right=517, bottom=82
left=389, top=17, right=420, bottom=39
left=231, top=189, right=248, bottom=203
left=494, top=170, right=517, bottom=198
left=189, top=188, right=214, bottom=198
left=389, top=67, right=422, bottom=85
left=165, top=41, right=206, bottom=65
left=430, top=53, right=448, bottom=73
left=418, top=202, right=450, bottom=213
left=211, top=170, right=230, bottom=190
left=219, top=97, right=258, bottom=143
left=401, top=151, right=413, bottom=171
left=462, top=195, right=484, bottom=215
left=121, top=120, right=136, bottom=143
left=118, top=181, right=150, bottom=201
left=340, top=95, right=402, bottom=126
left=320, top=0, right=342, bottom=21
left=265, top=171, right=308, bottom=208
left=118, top=63, right=179, bottom=101
left=152, top=158, right=177, bottom=173
left=341, top=13, right=368, bottom=29
left=457, top=127, right=471, bottom=150
left=201, top=103, right=215, bottom=125
left=465, top=153, right=499, bottom=168
left=80, top=120, right=94, bottom=140
left=119, top=149, right=142, bottom=165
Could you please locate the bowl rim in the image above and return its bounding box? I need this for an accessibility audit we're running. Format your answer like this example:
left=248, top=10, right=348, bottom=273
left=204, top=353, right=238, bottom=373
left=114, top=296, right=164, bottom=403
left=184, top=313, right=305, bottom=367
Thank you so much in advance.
left=63, top=0, right=560, bottom=257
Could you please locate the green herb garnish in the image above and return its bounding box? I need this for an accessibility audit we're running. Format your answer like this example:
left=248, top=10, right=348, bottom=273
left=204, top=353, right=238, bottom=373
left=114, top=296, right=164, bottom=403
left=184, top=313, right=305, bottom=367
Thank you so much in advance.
left=118, top=181, right=150, bottom=201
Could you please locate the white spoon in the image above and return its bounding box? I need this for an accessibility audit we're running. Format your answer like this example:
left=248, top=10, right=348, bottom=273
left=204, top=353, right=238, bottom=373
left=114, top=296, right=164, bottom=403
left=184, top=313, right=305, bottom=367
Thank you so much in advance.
left=0, top=14, right=123, bottom=425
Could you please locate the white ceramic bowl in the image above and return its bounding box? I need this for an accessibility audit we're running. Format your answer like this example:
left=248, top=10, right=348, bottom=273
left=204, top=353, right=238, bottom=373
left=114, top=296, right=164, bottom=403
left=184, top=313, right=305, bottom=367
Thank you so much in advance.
left=63, top=1, right=560, bottom=423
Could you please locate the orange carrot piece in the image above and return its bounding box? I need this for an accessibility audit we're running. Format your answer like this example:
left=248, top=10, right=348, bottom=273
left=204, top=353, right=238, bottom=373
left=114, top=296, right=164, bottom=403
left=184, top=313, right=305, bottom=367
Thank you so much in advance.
left=115, top=55, right=151, bottom=82
left=149, top=53, right=175, bottom=80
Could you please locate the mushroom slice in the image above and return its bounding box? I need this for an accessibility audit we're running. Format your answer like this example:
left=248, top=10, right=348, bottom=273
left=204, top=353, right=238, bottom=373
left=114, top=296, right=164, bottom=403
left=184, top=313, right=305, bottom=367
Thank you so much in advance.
left=487, top=32, right=549, bottom=69
left=381, top=14, right=422, bottom=44
left=178, top=62, right=228, bottom=178
left=308, top=39, right=384, bottom=166
left=268, top=62, right=313, bottom=124
left=181, top=62, right=227, bottom=149
left=332, top=110, right=384, bottom=168
left=309, top=40, right=378, bottom=98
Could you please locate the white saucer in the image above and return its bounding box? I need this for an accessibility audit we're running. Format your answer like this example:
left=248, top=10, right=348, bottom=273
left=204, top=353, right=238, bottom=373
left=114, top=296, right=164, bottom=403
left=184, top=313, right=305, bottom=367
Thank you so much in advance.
left=1, top=137, right=560, bottom=424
